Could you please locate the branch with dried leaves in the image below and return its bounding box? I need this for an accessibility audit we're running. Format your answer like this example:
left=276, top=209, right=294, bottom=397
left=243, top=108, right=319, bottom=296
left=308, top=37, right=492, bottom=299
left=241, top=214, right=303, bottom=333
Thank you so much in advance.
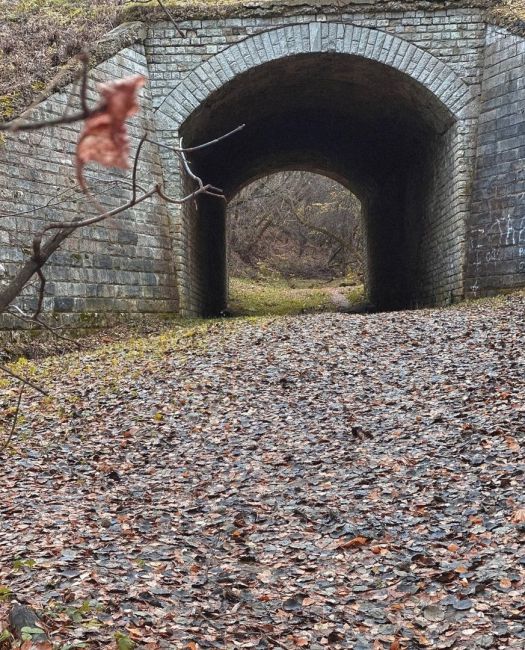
left=0, top=49, right=244, bottom=319
left=0, top=42, right=244, bottom=452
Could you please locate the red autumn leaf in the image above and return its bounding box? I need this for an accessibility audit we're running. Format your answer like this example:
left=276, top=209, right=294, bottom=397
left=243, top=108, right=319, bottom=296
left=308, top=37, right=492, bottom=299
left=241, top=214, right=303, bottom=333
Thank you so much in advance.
left=76, top=75, right=145, bottom=188
left=337, top=536, right=369, bottom=549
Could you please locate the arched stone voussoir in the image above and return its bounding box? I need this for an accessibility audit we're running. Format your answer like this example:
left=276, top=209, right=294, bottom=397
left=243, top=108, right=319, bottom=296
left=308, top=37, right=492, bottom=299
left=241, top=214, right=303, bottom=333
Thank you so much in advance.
left=160, top=22, right=474, bottom=130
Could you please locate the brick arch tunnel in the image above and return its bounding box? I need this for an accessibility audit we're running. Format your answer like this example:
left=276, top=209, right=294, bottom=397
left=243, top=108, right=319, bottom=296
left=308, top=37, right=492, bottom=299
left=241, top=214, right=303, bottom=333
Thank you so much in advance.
left=157, top=25, right=475, bottom=316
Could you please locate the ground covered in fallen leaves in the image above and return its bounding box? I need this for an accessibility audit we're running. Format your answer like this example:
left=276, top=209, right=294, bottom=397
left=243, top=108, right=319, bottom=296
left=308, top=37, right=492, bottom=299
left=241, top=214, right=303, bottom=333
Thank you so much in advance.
left=1, top=295, right=524, bottom=649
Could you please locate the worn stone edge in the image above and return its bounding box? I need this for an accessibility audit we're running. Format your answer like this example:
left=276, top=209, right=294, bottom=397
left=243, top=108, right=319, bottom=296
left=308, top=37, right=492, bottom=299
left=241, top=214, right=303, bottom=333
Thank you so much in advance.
left=120, top=0, right=496, bottom=23
left=120, top=1, right=525, bottom=38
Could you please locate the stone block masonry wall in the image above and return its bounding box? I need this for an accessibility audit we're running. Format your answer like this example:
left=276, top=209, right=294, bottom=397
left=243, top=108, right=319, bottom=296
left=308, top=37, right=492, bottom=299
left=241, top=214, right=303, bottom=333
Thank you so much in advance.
left=146, top=7, right=488, bottom=314
left=0, top=44, right=178, bottom=328
left=2, top=5, right=524, bottom=325
left=467, top=28, right=525, bottom=297
left=145, top=8, right=488, bottom=107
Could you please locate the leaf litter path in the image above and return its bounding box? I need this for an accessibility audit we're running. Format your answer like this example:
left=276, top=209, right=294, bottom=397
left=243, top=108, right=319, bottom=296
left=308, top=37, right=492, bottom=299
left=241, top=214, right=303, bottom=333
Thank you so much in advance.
left=1, top=297, right=524, bottom=649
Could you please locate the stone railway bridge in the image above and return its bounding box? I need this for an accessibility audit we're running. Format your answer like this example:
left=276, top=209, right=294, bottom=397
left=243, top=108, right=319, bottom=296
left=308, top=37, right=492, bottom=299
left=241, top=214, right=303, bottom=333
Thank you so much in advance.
left=1, top=0, right=524, bottom=323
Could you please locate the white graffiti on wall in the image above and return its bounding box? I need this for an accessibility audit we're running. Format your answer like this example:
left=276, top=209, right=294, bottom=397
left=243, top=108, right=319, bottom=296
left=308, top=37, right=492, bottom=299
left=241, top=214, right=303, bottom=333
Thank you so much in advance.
left=469, top=213, right=525, bottom=294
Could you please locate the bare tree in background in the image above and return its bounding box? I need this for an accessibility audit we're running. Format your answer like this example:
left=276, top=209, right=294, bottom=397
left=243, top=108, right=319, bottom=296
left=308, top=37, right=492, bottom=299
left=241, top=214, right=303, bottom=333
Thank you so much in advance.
left=228, top=171, right=363, bottom=280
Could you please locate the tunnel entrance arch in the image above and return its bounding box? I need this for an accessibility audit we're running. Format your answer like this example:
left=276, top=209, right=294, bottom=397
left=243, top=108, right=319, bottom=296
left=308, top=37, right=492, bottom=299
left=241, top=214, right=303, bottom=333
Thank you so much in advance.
left=154, top=23, right=476, bottom=316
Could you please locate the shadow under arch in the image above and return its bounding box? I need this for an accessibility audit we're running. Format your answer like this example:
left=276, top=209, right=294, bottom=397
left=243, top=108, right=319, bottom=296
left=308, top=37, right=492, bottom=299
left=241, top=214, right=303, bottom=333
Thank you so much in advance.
left=156, top=24, right=475, bottom=316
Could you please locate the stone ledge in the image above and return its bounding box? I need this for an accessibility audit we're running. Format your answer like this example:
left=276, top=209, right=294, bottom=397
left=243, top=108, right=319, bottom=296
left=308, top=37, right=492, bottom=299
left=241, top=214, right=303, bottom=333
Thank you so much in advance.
left=122, top=0, right=495, bottom=23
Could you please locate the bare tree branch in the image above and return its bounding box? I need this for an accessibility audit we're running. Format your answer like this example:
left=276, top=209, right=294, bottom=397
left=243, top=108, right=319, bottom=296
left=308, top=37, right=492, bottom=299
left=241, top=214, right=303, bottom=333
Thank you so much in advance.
left=0, top=365, right=48, bottom=396
left=0, top=385, right=25, bottom=455
left=1, top=117, right=243, bottom=317
left=34, top=268, right=46, bottom=319
left=8, top=306, right=81, bottom=348
left=0, top=0, right=246, bottom=454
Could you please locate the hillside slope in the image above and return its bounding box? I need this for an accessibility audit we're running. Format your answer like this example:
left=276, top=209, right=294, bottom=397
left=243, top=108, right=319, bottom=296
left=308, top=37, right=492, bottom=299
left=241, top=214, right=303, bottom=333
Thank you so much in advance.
left=1, top=293, right=524, bottom=647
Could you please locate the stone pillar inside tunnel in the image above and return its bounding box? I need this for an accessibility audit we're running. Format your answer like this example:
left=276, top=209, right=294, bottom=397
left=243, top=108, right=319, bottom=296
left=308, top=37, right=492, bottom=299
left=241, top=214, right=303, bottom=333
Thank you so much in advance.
left=364, top=177, right=409, bottom=310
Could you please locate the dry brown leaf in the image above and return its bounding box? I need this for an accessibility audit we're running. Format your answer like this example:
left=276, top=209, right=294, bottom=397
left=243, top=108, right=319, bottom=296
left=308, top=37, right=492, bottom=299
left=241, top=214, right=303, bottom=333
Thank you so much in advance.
left=20, top=643, right=53, bottom=650
left=511, top=508, right=525, bottom=523
left=338, top=536, right=369, bottom=549
left=505, top=436, right=521, bottom=451
left=76, top=75, right=145, bottom=188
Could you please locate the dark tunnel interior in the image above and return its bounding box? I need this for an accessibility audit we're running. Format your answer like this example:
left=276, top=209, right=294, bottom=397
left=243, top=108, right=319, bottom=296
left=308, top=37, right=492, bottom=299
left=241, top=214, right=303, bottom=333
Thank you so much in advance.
left=180, top=53, right=457, bottom=316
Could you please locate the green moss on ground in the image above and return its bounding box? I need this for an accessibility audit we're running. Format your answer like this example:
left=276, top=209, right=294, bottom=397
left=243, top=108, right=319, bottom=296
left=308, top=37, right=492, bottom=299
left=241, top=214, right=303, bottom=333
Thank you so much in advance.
left=228, top=276, right=365, bottom=316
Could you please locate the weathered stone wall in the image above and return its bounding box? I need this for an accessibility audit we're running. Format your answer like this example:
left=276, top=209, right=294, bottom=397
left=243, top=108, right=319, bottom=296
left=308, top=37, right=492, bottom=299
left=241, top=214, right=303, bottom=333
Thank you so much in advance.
left=2, top=4, right=525, bottom=323
left=0, top=43, right=178, bottom=328
left=146, top=7, right=487, bottom=313
left=467, top=27, right=525, bottom=297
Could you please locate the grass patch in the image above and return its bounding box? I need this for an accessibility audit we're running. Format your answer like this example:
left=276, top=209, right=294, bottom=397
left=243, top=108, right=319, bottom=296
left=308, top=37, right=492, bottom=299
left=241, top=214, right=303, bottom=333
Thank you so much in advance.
left=452, top=287, right=525, bottom=311
left=228, top=277, right=332, bottom=316
left=228, top=276, right=365, bottom=316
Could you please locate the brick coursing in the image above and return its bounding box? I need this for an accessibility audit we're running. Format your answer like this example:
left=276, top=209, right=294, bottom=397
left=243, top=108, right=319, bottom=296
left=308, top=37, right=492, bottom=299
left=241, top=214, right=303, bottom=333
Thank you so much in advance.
left=148, top=9, right=486, bottom=314
left=1, top=7, right=524, bottom=323
left=467, top=27, right=525, bottom=297
left=0, top=45, right=178, bottom=328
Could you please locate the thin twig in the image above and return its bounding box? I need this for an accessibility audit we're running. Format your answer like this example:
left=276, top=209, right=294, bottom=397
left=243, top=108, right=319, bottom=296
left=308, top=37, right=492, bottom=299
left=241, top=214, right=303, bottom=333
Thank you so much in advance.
left=124, top=0, right=185, bottom=37
left=144, top=125, right=245, bottom=158
left=0, top=385, right=24, bottom=454
left=6, top=53, right=91, bottom=132
left=266, top=637, right=293, bottom=650
left=132, top=132, right=149, bottom=203
left=31, top=188, right=156, bottom=262
left=0, top=108, right=99, bottom=133
left=0, top=365, right=48, bottom=396
left=156, top=182, right=225, bottom=205
left=8, top=307, right=81, bottom=348
left=157, top=0, right=186, bottom=38
left=0, top=178, right=146, bottom=220
left=177, top=125, right=245, bottom=153
left=0, top=48, right=98, bottom=133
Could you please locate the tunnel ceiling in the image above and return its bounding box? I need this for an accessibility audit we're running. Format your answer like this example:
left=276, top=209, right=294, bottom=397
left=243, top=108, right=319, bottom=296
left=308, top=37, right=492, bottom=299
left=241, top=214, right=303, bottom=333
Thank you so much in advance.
left=180, top=52, right=456, bottom=201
